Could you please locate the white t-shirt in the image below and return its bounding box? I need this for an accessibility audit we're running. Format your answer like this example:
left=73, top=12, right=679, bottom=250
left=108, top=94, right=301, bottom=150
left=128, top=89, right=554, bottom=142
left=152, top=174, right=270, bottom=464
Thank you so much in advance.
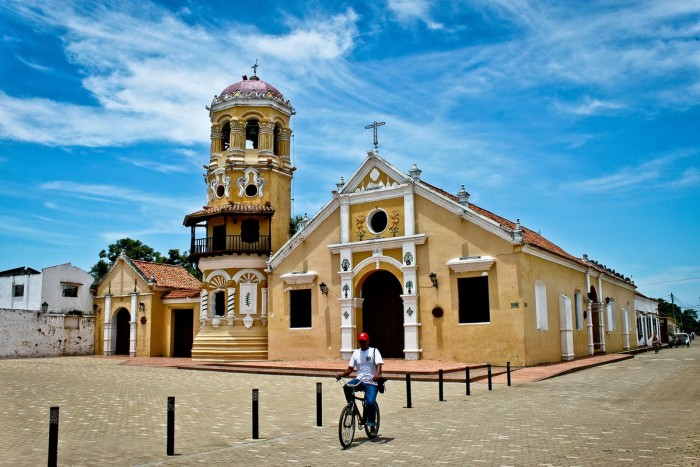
left=348, top=347, right=384, bottom=385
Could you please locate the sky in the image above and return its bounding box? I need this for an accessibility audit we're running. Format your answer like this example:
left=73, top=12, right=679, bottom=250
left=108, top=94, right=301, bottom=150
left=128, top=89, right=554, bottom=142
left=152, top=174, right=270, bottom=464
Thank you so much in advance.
left=0, top=0, right=698, bottom=310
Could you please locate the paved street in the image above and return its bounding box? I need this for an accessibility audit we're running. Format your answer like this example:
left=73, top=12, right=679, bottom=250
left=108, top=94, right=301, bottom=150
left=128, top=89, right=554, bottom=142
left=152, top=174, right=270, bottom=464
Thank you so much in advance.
left=0, top=346, right=698, bottom=466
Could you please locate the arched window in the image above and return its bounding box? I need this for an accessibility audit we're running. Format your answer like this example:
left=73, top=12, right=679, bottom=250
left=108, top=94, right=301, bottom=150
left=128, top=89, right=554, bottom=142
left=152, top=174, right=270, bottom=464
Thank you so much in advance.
left=213, top=290, right=225, bottom=317
left=245, top=119, right=259, bottom=149
left=221, top=121, right=231, bottom=150
left=535, top=279, right=548, bottom=331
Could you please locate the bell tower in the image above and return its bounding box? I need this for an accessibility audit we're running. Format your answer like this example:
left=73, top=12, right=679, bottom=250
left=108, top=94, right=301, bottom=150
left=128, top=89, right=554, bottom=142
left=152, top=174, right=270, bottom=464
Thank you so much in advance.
left=184, top=67, right=295, bottom=361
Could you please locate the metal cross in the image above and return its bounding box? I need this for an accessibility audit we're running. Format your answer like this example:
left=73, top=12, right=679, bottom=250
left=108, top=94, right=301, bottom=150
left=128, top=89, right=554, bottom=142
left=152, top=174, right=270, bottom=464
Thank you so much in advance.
left=364, top=121, right=386, bottom=150
left=252, top=59, right=259, bottom=76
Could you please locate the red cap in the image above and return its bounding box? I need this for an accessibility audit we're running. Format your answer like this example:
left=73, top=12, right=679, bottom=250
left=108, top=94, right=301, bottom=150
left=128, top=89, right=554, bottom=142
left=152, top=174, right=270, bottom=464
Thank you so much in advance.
left=358, top=332, right=369, bottom=341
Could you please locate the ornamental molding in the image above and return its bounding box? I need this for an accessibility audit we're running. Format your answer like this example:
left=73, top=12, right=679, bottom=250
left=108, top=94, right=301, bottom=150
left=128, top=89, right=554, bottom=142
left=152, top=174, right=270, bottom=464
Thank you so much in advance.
left=343, top=184, right=407, bottom=205
left=328, top=234, right=427, bottom=255
left=446, top=256, right=495, bottom=273
left=280, top=271, right=318, bottom=285
left=353, top=255, right=403, bottom=275
left=413, top=183, right=514, bottom=243
left=233, top=269, right=266, bottom=283
left=522, top=245, right=589, bottom=274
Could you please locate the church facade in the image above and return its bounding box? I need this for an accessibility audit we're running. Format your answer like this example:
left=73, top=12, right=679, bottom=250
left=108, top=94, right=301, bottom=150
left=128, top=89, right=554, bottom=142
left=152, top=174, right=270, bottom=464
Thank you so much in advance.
left=185, top=72, right=638, bottom=366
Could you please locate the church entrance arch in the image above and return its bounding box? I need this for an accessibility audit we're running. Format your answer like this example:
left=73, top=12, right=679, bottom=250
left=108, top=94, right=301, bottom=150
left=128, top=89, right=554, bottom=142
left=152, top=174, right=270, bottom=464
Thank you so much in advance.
left=360, top=270, right=404, bottom=358
left=114, top=308, right=131, bottom=355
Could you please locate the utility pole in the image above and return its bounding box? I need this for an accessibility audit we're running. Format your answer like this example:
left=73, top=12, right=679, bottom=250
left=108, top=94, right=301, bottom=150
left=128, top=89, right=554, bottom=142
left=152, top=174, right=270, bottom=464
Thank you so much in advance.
left=671, top=293, right=681, bottom=332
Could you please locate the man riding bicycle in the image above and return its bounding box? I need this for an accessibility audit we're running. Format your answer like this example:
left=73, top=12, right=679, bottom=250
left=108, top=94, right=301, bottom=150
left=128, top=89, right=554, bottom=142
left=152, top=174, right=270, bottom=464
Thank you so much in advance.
left=336, top=332, right=384, bottom=427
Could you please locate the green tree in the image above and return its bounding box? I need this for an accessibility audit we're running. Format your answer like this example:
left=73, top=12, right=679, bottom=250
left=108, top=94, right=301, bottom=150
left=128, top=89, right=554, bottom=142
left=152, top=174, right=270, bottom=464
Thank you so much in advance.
left=90, top=238, right=201, bottom=282
left=163, top=248, right=202, bottom=280
left=289, top=214, right=306, bottom=237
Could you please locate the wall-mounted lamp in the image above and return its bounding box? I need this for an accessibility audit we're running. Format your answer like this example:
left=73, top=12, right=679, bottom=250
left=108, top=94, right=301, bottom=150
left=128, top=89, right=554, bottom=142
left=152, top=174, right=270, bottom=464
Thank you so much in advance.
left=319, top=282, right=329, bottom=295
left=93, top=304, right=99, bottom=313
left=139, top=302, right=145, bottom=313
left=429, top=272, right=438, bottom=288
left=41, top=301, right=48, bottom=312
left=605, top=297, right=611, bottom=304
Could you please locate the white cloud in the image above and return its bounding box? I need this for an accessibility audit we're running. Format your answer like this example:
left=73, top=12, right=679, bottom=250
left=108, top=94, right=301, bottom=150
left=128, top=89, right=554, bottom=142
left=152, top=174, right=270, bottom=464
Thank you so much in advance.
left=387, top=0, right=444, bottom=30
left=0, top=1, right=360, bottom=148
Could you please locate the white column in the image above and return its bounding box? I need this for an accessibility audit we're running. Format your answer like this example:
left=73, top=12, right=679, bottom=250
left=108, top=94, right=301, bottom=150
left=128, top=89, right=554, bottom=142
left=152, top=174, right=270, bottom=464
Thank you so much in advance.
left=199, top=288, right=208, bottom=321
left=403, top=186, right=415, bottom=236
left=622, top=308, right=630, bottom=350
left=226, top=284, right=236, bottom=326
left=597, top=277, right=605, bottom=352
left=585, top=273, right=594, bottom=356
left=340, top=297, right=357, bottom=359
left=129, top=292, right=137, bottom=356
left=401, top=294, right=421, bottom=360
left=103, top=293, right=113, bottom=356
left=340, top=197, right=350, bottom=244
left=559, top=294, right=574, bottom=361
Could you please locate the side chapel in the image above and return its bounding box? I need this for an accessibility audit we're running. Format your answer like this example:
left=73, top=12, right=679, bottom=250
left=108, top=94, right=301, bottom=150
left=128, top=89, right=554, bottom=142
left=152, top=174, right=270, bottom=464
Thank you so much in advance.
left=184, top=71, right=638, bottom=366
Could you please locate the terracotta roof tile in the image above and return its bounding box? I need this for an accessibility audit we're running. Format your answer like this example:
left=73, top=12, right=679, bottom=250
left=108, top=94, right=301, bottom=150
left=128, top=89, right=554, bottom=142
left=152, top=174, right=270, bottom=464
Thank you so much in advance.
left=419, top=180, right=585, bottom=267
left=131, top=261, right=202, bottom=290
left=163, top=289, right=200, bottom=299
left=183, top=203, right=275, bottom=225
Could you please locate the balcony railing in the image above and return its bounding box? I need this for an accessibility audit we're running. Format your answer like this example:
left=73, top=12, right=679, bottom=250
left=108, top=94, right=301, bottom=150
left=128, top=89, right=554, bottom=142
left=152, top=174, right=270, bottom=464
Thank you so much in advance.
left=192, top=235, right=271, bottom=256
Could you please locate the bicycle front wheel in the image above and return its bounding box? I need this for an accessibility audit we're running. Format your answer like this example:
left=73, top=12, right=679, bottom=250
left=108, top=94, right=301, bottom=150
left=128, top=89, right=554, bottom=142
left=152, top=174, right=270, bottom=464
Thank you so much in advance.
left=339, top=404, right=356, bottom=449
left=365, top=403, right=380, bottom=439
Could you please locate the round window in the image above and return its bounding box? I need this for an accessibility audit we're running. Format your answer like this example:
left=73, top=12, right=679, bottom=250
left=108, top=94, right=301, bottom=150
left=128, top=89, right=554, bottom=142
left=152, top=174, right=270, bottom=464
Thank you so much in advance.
left=245, top=184, right=258, bottom=197
left=216, top=185, right=225, bottom=198
left=368, top=209, right=388, bottom=234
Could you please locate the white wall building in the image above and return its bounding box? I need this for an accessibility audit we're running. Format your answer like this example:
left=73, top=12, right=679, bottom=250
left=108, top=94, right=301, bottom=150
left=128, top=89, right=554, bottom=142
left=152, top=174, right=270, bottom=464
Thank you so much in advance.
left=0, top=263, right=95, bottom=358
left=0, top=267, right=42, bottom=310
left=635, top=292, right=660, bottom=347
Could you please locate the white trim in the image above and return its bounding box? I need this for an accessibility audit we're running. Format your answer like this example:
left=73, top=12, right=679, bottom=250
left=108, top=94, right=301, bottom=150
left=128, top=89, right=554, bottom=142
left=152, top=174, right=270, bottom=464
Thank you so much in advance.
left=233, top=268, right=266, bottom=283
left=280, top=271, right=318, bottom=285
left=328, top=234, right=427, bottom=255
left=268, top=197, right=339, bottom=270
left=353, top=256, right=403, bottom=275
left=446, top=256, right=495, bottom=273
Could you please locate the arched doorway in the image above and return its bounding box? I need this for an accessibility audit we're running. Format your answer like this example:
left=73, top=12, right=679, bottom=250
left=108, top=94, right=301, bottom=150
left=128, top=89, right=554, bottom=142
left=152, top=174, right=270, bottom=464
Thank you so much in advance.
left=114, top=308, right=131, bottom=355
left=361, top=270, right=404, bottom=358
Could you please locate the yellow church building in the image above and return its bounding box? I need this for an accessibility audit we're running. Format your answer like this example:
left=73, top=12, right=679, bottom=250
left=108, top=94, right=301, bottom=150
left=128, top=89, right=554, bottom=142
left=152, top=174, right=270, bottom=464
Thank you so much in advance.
left=181, top=70, right=638, bottom=366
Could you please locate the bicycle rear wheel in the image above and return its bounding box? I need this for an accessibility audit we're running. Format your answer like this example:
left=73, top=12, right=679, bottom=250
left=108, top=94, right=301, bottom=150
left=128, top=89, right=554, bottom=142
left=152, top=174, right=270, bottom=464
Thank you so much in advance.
left=365, top=403, right=380, bottom=439
left=339, top=404, right=356, bottom=448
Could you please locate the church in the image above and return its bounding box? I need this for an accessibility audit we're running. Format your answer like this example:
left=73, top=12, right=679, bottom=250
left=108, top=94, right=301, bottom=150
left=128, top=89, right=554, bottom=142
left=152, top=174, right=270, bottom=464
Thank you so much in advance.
left=181, top=70, right=638, bottom=366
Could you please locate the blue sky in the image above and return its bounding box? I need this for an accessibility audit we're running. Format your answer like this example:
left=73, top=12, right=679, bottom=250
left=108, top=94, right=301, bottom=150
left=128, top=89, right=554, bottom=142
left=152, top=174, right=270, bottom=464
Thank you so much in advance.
left=0, top=0, right=698, bottom=309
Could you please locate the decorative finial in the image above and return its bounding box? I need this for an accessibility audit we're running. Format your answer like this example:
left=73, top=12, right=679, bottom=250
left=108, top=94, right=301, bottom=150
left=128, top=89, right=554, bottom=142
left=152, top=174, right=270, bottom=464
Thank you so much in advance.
left=364, top=121, right=386, bottom=150
left=457, top=185, right=470, bottom=205
left=252, top=59, right=259, bottom=76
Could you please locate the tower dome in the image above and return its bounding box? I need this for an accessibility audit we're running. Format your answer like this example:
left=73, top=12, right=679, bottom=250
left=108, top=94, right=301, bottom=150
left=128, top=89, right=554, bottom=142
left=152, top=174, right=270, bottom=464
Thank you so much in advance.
left=219, top=75, right=284, bottom=100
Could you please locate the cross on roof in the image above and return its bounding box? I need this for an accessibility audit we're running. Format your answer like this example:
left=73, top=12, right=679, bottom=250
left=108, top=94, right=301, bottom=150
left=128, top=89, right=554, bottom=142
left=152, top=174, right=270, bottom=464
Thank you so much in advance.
left=252, top=59, right=259, bottom=76
left=364, top=121, right=386, bottom=150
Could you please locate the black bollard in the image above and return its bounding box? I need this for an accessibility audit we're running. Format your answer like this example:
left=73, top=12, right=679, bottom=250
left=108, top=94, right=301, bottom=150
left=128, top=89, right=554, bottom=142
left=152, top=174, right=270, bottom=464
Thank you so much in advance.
left=405, top=373, right=412, bottom=408
left=252, top=389, right=259, bottom=439
left=487, top=364, right=492, bottom=391
left=507, top=361, right=511, bottom=387
left=439, top=369, right=444, bottom=401
left=316, top=382, right=323, bottom=427
left=466, top=367, right=471, bottom=396
left=167, top=397, right=175, bottom=456
left=48, top=406, right=59, bottom=467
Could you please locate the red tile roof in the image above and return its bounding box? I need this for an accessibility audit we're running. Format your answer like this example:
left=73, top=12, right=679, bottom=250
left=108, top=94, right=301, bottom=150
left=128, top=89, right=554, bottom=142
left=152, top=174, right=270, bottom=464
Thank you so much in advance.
left=183, top=203, right=275, bottom=226
left=162, top=289, right=201, bottom=299
left=131, top=260, right=201, bottom=290
left=419, top=180, right=592, bottom=270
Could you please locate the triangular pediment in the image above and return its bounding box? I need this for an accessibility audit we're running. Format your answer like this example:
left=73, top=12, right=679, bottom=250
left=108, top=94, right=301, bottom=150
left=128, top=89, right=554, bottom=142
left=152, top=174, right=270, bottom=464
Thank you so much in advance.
left=338, top=151, right=407, bottom=195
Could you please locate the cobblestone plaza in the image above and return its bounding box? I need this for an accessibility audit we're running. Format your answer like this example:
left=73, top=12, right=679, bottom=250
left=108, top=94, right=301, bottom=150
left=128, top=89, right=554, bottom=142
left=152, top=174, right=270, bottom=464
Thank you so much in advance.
left=0, top=347, right=698, bottom=466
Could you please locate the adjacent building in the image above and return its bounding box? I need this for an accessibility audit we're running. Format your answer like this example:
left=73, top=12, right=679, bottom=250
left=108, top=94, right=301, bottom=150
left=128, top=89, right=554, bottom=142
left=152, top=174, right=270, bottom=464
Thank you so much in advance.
left=0, top=263, right=95, bottom=357
left=92, top=252, right=201, bottom=357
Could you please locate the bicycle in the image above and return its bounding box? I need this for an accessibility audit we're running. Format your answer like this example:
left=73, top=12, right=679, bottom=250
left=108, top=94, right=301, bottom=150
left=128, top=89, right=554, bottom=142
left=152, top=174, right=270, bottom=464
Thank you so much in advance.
left=337, top=378, right=381, bottom=448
